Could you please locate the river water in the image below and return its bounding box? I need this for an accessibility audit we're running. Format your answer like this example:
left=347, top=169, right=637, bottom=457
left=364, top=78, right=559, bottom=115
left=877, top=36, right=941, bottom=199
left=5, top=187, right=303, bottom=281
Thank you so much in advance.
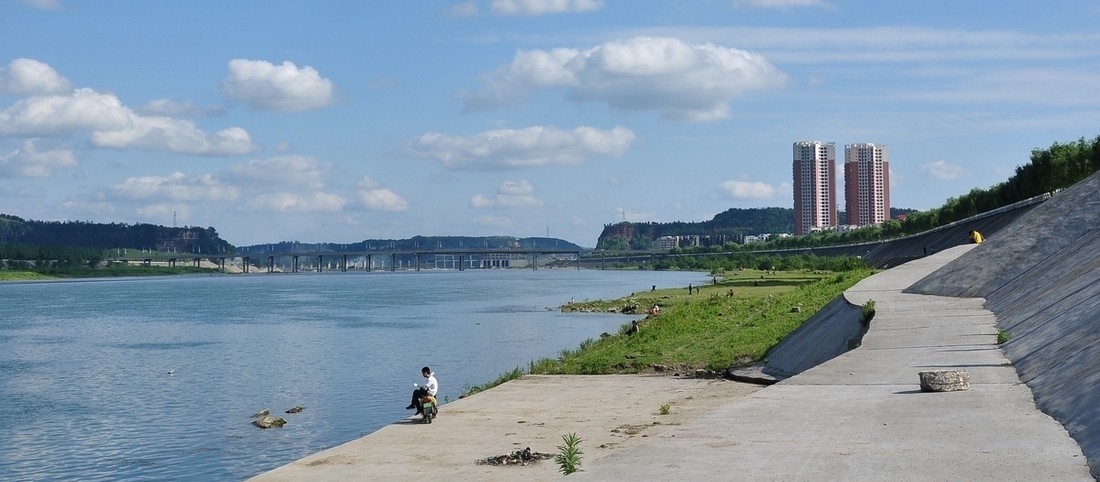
left=0, top=269, right=706, bottom=481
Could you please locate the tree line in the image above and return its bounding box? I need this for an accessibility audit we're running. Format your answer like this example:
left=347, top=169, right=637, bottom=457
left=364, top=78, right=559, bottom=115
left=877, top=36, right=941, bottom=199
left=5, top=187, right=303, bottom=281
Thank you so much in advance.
left=761, top=135, right=1100, bottom=250
left=598, top=135, right=1100, bottom=252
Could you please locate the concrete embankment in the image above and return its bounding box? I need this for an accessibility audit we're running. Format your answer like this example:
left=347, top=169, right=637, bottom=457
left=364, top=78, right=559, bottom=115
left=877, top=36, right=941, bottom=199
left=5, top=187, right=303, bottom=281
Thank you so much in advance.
left=577, top=245, right=1090, bottom=480
left=907, top=170, right=1100, bottom=478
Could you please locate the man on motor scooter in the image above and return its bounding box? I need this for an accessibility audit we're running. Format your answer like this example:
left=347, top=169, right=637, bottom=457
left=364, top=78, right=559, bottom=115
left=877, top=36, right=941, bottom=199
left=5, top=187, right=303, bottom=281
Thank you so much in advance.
left=406, top=366, right=438, bottom=415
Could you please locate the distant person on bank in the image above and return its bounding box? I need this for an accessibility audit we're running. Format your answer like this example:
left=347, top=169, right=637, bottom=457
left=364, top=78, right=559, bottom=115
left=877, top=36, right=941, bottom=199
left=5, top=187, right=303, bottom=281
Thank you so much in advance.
left=406, top=366, right=438, bottom=415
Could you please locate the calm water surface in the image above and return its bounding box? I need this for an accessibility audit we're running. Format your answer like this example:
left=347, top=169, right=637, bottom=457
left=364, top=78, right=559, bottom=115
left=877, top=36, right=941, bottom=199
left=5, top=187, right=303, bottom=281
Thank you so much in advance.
left=0, top=269, right=705, bottom=481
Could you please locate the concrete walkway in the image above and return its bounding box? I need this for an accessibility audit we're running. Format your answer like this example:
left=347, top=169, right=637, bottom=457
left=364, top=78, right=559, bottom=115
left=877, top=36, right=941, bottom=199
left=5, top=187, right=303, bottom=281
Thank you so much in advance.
left=577, top=245, right=1091, bottom=480
left=250, top=245, right=1092, bottom=481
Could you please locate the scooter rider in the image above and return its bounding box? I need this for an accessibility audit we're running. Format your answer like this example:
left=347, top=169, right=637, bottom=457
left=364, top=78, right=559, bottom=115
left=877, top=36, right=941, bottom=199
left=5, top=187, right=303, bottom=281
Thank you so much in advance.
left=406, top=366, right=438, bottom=415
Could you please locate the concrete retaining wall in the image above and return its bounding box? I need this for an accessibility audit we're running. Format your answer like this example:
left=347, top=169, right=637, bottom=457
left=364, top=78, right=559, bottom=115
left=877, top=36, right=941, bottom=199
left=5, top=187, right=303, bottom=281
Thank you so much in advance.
left=905, top=171, right=1100, bottom=478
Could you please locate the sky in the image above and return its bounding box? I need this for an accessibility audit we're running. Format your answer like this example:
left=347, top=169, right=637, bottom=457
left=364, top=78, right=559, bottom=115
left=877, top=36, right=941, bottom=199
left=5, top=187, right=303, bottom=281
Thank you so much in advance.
left=1, top=0, right=1098, bottom=248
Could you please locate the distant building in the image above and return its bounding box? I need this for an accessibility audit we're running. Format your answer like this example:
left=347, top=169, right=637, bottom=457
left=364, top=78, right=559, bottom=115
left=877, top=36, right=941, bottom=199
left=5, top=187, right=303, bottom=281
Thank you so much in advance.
left=844, top=143, right=890, bottom=227
left=654, top=236, right=679, bottom=251
left=793, top=141, right=838, bottom=235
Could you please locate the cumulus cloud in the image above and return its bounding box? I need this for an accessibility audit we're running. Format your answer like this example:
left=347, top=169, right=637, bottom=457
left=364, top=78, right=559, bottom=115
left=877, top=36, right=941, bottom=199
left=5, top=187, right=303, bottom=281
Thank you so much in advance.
left=718, top=179, right=776, bottom=199
left=227, top=155, right=329, bottom=190
left=461, top=36, right=786, bottom=121
left=138, top=98, right=225, bottom=118
left=489, top=0, right=605, bottom=16
left=245, top=192, right=348, bottom=213
left=357, top=176, right=409, bottom=211
left=0, top=139, right=76, bottom=178
left=220, top=59, right=335, bottom=112
left=471, top=180, right=542, bottom=208
left=731, top=0, right=832, bottom=9
left=93, top=120, right=256, bottom=155
left=409, top=125, right=634, bottom=170
left=0, top=58, right=72, bottom=96
left=110, top=172, right=240, bottom=202
left=920, top=160, right=968, bottom=181
left=0, top=88, right=257, bottom=155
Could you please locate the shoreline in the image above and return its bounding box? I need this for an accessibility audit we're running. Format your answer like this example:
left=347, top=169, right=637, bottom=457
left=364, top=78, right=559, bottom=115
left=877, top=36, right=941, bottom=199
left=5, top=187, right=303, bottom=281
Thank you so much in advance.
left=248, top=374, right=761, bottom=481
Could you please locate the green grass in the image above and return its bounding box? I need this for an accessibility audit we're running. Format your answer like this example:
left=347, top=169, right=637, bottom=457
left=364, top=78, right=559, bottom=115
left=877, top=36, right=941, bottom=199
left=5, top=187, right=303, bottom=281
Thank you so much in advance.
left=541, top=268, right=873, bottom=374
left=0, top=270, right=55, bottom=281
left=997, top=328, right=1011, bottom=344
left=2, top=264, right=222, bottom=279
left=460, top=366, right=524, bottom=397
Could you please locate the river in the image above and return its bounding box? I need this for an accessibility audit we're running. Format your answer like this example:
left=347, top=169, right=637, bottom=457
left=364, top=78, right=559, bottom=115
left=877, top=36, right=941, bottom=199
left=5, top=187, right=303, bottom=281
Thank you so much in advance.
left=0, top=269, right=706, bottom=481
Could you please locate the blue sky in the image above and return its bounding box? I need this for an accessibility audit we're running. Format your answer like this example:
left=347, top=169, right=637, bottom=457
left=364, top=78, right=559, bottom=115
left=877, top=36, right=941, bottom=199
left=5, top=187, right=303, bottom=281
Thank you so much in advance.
left=1, top=0, right=1098, bottom=247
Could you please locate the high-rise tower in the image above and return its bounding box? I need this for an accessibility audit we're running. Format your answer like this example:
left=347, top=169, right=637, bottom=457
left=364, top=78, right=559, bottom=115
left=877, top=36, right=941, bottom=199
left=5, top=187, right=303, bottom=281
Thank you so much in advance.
left=792, top=141, right=837, bottom=235
left=844, top=143, right=890, bottom=227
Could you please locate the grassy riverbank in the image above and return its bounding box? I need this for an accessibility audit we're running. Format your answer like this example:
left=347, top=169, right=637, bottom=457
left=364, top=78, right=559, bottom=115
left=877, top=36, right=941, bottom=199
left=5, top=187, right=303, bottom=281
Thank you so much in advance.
left=462, top=268, right=873, bottom=395
left=0, top=265, right=222, bottom=280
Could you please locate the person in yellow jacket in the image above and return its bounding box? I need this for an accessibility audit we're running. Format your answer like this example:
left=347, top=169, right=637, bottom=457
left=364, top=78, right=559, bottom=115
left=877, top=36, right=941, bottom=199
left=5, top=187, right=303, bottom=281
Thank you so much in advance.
left=970, top=230, right=984, bottom=244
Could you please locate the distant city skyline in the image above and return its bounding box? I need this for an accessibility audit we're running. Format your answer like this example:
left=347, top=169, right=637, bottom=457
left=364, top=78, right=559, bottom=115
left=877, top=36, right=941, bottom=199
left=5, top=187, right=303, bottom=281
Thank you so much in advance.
left=2, top=1, right=1098, bottom=247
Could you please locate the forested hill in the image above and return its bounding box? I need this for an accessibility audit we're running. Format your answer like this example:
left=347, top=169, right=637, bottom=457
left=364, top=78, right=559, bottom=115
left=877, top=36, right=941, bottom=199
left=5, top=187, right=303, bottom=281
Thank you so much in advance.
left=597, top=207, right=793, bottom=250
left=238, top=235, right=582, bottom=254
left=0, top=214, right=234, bottom=254
left=596, top=207, right=916, bottom=250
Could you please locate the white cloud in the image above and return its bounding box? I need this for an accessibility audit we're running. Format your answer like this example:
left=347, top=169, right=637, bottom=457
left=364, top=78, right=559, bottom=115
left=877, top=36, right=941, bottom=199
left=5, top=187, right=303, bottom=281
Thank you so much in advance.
left=731, top=0, right=832, bottom=9
left=409, top=125, right=634, bottom=170
left=92, top=120, right=257, bottom=156
left=245, top=192, right=348, bottom=213
left=21, top=0, right=62, bottom=10
left=0, top=88, right=258, bottom=155
left=470, top=180, right=542, bottom=208
left=920, top=160, right=968, bottom=181
left=228, top=155, right=329, bottom=190
left=678, top=26, right=1100, bottom=65
left=110, top=172, right=240, bottom=202
left=461, top=36, right=786, bottom=121
left=718, top=179, right=776, bottom=199
left=471, top=214, right=513, bottom=227
left=138, top=98, right=224, bottom=118
left=451, top=1, right=478, bottom=16
left=0, top=139, right=76, bottom=178
left=220, top=59, right=335, bottom=112
left=357, top=176, right=409, bottom=211
left=0, top=58, right=71, bottom=96
left=490, top=0, right=604, bottom=16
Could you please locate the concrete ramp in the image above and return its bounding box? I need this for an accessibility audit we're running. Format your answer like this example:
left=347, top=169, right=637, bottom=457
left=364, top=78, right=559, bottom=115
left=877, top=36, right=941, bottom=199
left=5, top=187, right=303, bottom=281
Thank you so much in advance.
left=905, top=170, right=1100, bottom=477
left=729, top=296, right=866, bottom=383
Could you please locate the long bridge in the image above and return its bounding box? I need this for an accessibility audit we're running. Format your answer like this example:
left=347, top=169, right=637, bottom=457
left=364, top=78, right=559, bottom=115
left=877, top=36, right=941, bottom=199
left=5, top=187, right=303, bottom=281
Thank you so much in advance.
left=111, top=248, right=582, bottom=273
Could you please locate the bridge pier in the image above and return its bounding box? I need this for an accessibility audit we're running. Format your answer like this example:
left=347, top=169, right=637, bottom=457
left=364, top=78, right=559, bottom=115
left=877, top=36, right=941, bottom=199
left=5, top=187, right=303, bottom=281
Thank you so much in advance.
left=391, top=253, right=396, bottom=272
left=268, top=256, right=274, bottom=273
left=292, top=255, right=299, bottom=273
left=342, top=254, right=348, bottom=272
left=317, top=255, right=323, bottom=273
left=242, top=256, right=250, bottom=273
left=366, top=254, right=372, bottom=272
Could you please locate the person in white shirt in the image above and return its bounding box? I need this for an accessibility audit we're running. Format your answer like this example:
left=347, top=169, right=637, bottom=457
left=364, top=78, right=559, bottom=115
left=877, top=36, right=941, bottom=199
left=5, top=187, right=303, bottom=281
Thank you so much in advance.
left=406, top=366, right=438, bottom=415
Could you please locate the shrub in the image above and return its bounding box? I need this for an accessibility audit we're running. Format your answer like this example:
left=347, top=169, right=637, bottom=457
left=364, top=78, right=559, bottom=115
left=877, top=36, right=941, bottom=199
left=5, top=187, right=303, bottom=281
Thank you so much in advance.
left=555, top=433, right=583, bottom=475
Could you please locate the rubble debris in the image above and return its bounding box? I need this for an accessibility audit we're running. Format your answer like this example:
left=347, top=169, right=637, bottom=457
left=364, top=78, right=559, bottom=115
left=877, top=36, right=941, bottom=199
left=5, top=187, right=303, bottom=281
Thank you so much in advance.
left=476, top=447, right=553, bottom=467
